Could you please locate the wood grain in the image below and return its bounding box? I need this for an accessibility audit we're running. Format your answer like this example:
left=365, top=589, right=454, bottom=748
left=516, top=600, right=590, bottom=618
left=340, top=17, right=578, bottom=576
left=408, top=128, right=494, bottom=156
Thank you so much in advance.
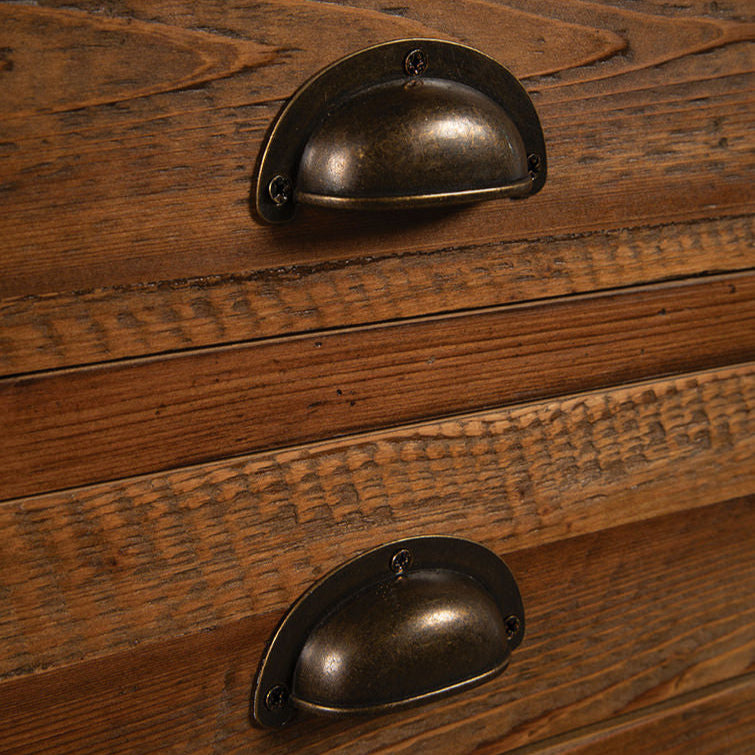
left=1, top=2, right=752, bottom=751
left=0, top=0, right=752, bottom=299
left=0, top=4, right=276, bottom=117
left=509, top=674, right=755, bottom=755
left=1, top=214, right=751, bottom=376
left=1, top=497, right=752, bottom=754
left=1, top=364, right=751, bottom=680
left=1, top=273, right=753, bottom=499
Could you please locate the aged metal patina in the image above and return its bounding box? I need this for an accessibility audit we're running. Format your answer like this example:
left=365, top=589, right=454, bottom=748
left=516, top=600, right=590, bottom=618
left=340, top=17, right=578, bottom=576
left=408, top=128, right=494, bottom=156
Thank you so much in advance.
left=252, top=536, right=525, bottom=728
left=254, top=39, right=546, bottom=223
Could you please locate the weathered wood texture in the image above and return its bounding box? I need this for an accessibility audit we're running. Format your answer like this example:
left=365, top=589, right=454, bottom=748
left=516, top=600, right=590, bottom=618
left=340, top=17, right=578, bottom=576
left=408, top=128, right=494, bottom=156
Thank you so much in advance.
left=1, top=497, right=752, bottom=754
left=509, top=674, right=755, bottom=755
left=1, top=1, right=753, bottom=752
left=1, top=364, right=751, bottom=680
left=1, top=216, right=752, bottom=377
left=2, top=273, right=753, bottom=500
left=1, top=1, right=753, bottom=365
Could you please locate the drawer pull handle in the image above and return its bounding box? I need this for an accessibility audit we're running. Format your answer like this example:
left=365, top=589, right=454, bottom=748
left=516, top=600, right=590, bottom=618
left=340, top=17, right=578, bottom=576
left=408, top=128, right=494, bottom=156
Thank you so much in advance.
left=252, top=536, right=524, bottom=728
left=253, top=39, right=546, bottom=224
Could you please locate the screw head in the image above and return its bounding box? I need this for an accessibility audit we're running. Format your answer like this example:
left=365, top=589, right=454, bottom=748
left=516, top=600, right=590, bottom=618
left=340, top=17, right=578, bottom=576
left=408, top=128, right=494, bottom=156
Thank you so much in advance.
left=527, top=154, right=541, bottom=178
left=404, top=48, right=428, bottom=76
left=505, top=615, right=522, bottom=640
left=391, top=548, right=413, bottom=574
left=268, top=175, right=292, bottom=206
left=265, top=684, right=289, bottom=711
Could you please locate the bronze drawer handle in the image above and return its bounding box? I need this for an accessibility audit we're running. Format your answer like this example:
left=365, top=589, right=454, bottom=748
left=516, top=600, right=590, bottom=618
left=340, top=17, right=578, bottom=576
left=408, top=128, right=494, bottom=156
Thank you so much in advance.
left=253, top=39, right=546, bottom=223
left=252, top=536, right=524, bottom=728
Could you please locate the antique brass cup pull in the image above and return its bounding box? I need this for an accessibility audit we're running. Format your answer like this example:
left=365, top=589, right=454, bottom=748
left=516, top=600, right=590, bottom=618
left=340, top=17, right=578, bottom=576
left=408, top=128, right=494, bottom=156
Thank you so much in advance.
left=252, top=536, right=525, bottom=728
left=253, top=39, right=546, bottom=223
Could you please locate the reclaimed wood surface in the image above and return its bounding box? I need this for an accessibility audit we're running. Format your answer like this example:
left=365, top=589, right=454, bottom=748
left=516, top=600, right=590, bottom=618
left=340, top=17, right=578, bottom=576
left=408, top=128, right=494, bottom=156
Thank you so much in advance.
left=1, top=0, right=753, bottom=370
left=2, top=272, right=753, bottom=500
left=1, top=364, right=751, bottom=679
left=508, top=674, right=755, bottom=755
left=1, top=216, right=752, bottom=378
left=0, top=0, right=751, bottom=298
left=1, top=497, right=752, bottom=754
left=1, top=1, right=753, bottom=752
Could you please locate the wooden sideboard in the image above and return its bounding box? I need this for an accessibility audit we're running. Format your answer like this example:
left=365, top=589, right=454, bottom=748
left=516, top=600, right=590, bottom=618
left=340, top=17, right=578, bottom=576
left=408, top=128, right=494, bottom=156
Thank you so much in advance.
left=1, top=1, right=753, bottom=753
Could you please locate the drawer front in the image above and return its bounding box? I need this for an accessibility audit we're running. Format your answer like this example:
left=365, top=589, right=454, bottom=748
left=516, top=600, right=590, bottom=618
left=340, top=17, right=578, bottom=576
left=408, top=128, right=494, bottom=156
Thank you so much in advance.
left=1, top=1, right=753, bottom=753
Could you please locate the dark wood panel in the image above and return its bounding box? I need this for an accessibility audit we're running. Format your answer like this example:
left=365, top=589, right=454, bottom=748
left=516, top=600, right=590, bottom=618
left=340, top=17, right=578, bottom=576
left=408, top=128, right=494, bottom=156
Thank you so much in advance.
left=1, top=364, right=751, bottom=679
left=0, top=1, right=752, bottom=299
left=509, top=675, right=755, bottom=755
left=1, top=498, right=752, bottom=754
left=1, top=273, right=753, bottom=499
left=1, top=215, right=752, bottom=376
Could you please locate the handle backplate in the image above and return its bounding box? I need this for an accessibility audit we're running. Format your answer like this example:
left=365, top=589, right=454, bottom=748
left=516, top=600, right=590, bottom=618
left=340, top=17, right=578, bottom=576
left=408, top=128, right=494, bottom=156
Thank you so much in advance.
left=253, top=39, right=546, bottom=223
left=252, top=536, right=524, bottom=728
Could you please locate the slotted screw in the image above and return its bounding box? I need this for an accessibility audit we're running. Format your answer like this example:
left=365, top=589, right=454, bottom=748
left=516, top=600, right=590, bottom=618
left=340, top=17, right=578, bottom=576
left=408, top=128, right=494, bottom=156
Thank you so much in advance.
left=391, top=548, right=413, bottom=574
left=404, top=48, right=427, bottom=76
left=505, top=615, right=521, bottom=640
left=265, top=684, right=289, bottom=711
left=268, top=175, right=292, bottom=205
left=527, top=154, right=541, bottom=178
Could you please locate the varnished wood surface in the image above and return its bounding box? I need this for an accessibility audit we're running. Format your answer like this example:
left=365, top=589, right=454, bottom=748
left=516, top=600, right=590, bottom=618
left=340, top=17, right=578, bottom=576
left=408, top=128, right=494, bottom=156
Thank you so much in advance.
left=509, top=674, right=755, bottom=755
left=2, top=273, right=753, bottom=500
left=1, top=498, right=752, bottom=754
left=1, top=0, right=752, bottom=304
left=1, top=364, right=751, bottom=680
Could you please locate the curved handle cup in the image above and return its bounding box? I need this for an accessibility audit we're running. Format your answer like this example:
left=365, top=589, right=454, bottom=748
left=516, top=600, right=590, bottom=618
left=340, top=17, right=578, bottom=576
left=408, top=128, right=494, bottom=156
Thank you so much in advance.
left=252, top=536, right=525, bottom=728
left=254, top=39, right=547, bottom=223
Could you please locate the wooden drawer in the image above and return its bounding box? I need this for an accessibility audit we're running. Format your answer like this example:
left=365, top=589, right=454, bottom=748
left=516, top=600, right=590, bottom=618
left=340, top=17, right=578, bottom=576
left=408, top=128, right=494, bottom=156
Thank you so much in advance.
left=1, top=1, right=753, bottom=753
